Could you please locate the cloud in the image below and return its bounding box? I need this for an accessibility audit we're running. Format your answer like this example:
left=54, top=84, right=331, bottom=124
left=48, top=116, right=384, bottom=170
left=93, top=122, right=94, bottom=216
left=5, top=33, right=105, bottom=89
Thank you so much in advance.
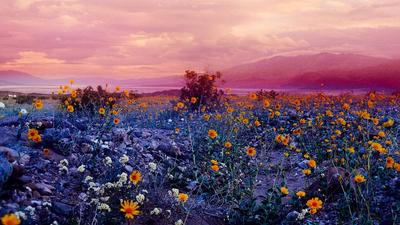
left=1, top=0, right=400, bottom=78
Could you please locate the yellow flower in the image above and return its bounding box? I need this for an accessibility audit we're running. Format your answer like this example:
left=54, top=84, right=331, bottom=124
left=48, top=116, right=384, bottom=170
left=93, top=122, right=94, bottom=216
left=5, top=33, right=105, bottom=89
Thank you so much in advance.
left=280, top=186, right=289, bottom=195
left=69, top=79, right=74, bottom=84
left=263, top=99, right=270, bottom=108
left=378, top=131, right=385, bottom=138
left=178, top=193, right=189, bottom=203
left=308, top=159, right=317, bottom=168
left=254, top=120, right=261, bottom=127
left=303, top=169, right=311, bottom=175
left=98, top=107, right=106, bottom=115
left=242, top=118, right=249, bottom=124
left=176, top=102, right=185, bottom=109
left=342, top=103, right=350, bottom=110
left=246, top=147, right=256, bottom=157
left=306, top=197, right=323, bottom=210
left=382, top=119, right=394, bottom=128
left=211, top=164, right=219, bottom=171
left=27, top=129, right=39, bottom=140
left=120, top=200, right=140, bottom=220
left=34, top=99, right=43, bottom=110
left=386, top=157, right=394, bottom=168
left=224, top=141, right=232, bottom=148
left=1, top=214, right=21, bottom=225
left=296, top=191, right=306, bottom=198
left=113, top=118, right=120, bottom=125
left=249, top=93, right=257, bottom=100
left=129, top=170, right=142, bottom=185
left=67, top=105, right=74, bottom=113
left=354, top=174, right=366, bottom=183
left=227, top=107, right=234, bottom=113
left=115, top=86, right=121, bottom=92
left=208, top=129, right=218, bottom=139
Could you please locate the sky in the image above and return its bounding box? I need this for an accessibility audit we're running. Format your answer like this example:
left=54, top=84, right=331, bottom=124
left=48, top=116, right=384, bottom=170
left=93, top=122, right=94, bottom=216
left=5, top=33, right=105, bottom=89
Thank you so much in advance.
left=1, top=0, right=400, bottom=79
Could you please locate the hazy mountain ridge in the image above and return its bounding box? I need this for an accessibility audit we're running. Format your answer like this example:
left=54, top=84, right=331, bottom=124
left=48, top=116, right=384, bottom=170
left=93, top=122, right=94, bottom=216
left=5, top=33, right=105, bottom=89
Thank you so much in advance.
left=1, top=53, right=399, bottom=91
left=222, top=53, right=400, bottom=90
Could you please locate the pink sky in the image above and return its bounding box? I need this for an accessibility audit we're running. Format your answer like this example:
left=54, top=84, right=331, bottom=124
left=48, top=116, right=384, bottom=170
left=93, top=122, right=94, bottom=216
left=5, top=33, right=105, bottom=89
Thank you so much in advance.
left=1, top=0, right=400, bottom=79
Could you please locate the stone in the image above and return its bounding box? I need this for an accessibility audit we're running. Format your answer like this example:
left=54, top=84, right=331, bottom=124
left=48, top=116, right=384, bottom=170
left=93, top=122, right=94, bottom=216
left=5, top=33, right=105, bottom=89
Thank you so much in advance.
left=27, top=182, right=55, bottom=195
left=53, top=201, right=74, bottom=216
left=0, top=127, right=17, bottom=147
left=0, top=152, right=13, bottom=189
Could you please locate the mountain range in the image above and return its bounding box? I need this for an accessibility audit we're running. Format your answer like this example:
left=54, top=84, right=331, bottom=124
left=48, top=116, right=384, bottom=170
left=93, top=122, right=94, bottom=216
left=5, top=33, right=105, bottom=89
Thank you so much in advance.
left=1, top=53, right=399, bottom=91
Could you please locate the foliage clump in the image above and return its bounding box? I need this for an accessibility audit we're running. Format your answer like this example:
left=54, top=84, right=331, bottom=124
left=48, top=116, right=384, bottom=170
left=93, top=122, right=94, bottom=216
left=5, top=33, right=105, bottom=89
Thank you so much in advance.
left=180, top=70, right=224, bottom=110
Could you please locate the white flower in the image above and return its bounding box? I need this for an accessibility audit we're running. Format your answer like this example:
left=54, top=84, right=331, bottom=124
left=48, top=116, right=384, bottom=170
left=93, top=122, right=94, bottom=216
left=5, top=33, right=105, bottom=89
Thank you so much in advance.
left=168, top=119, right=172, bottom=123
left=84, top=176, right=93, bottom=183
left=0, top=102, right=5, bottom=108
left=59, top=159, right=69, bottom=166
left=119, top=154, right=129, bottom=164
left=25, top=206, right=36, bottom=216
left=43, top=201, right=52, bottom=207
left=104, top=156, right=112, bottom=166
left=77, top=165, right=86, bottom=173
left=51, top=221, right=59, bottom=225
left=148, top=162, right=157, bottom=172
left=168, top=188, right=179, bottom=198
left=97, top=203, right=111, bottom=212
left=136, top=193, right=145, bottom=204
left=150, top=207, right=162, bottom=215
left=175, top=219, right=184, bottom=225
left=15, top=211, right=27, bottom=220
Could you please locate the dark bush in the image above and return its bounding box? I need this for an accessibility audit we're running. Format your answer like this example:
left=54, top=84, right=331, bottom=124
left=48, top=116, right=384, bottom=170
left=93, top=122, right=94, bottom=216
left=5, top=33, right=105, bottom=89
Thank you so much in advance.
left=180, top=70, right=224, bottom=110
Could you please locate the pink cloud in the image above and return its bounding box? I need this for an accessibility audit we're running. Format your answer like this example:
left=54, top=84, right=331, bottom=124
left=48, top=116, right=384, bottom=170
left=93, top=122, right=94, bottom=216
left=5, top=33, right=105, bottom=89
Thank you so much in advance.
left=1, top=0, right=400, bottom=78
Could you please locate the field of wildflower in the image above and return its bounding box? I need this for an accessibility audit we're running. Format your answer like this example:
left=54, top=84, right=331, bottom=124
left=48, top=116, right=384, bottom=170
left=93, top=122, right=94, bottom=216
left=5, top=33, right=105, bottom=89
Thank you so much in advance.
left=0, top=75, right=399, bottom=225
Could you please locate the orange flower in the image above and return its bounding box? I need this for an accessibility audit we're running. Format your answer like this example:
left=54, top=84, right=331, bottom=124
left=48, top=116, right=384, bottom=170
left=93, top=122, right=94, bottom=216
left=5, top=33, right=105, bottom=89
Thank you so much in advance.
left=190, top=97, right=197, bottom=104
left=34, top=99, right=43, bottom=110
left=246, top=147, right=256, bottom=157
left=254, top=120, right=261, bottom=127
left=354, top=174, right=366, bottom=183
left=306, top=197, right=323, bottom=210
left=129, top=170, right=142, bottom=185
left=99, top=107, right=106, bottom=115
left=178, top=193, right=189, bottom=203
left=308, top=159, right=317, bottom=168
left=296, top=191, right=306, bottom=198
left=67, top=105, right=74, bottom=113
left=43, top=148, right=51, bottom=157
left=208, top=129, right=218, bottom=139
left=211, top=164, right=219, bottom=171
left=120, top=200, right=140, bottom=220
left=113, top=118, right=120, bottom=125
left=280, top=186, right=289, bottom=195
left=386, top=157, right=395, bottom=168
left=1, top=213, right=21, bottom=225
left=27, top=129, right=39, bottom=140
left=176, top=102, right=185, bottom=109
left=224, top=141, right=232, bottom=148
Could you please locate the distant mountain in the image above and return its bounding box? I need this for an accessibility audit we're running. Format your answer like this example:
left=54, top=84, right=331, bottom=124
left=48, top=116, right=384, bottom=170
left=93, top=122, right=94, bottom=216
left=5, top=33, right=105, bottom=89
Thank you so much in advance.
left=222, top=53, right=400, bottom=89
left=0, top=70, right=45, bottom=85
left=222, top=53, right=395, bottom=88
left=284, top=60, right=400, bottom=90
left=0, top=70, right=183, bottom=90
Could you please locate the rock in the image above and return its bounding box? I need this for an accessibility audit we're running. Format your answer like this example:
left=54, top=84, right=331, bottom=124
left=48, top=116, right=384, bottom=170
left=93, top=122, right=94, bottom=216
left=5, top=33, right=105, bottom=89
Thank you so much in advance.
left=27, top=182, right=55, bottom=195
left=0, top=127, right=17, bottom=147
left=0, top=116, right=20, bottom=127
left=125, top=165, right=133, bottom=172
left=285, top=211, right=300, bottom=222
left=0, top=152, right=13, bottom=189
left=0, top=146, right=19, bottom=161
left=53, top=201, right=74, bottom=216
